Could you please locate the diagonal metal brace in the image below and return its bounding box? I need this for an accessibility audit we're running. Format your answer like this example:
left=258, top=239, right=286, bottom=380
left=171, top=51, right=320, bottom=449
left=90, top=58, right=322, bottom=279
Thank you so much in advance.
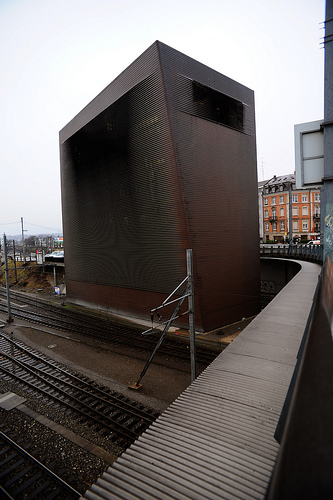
left=129, top=249, right=196, bottom=390
left=129, top=287, right=189, bottom=389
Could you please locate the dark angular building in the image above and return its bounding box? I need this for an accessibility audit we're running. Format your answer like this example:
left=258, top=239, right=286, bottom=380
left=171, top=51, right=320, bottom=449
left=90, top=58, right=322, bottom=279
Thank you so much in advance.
left=59, top=41, right=260, bottom=332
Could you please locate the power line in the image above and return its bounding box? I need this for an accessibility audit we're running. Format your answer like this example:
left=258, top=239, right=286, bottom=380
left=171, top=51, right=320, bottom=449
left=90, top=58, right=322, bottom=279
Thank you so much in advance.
left=0, top=220, right=61, bottom=232
left=25, top=221, right=61, bottom=231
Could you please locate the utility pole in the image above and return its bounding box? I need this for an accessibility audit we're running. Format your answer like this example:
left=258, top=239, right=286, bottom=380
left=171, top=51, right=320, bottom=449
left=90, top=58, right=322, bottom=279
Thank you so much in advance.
left=13, top=240, right=17, bottom=282
left=322, top=0, right=333, bottom=260
left=129, top=249, right=197, bottom=389
left=3, top=234, right=13, bottom=323
left=21, top=217, right=26, bottom=264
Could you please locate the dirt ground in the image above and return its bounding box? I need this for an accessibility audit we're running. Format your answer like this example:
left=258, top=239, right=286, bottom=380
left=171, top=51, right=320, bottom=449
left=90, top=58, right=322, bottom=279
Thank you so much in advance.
left=0, top=260, right=54, bottom=293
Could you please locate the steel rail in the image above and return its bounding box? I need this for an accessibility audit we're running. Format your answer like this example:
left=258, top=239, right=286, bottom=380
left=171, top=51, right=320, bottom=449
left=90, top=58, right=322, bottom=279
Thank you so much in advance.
left=0, top=351, right=142, bottom=442
left=0, top=333, right=157, bottom=423
left=0, top=430, right=80, bottom=499
left=0, top=294, right=218, bottom=364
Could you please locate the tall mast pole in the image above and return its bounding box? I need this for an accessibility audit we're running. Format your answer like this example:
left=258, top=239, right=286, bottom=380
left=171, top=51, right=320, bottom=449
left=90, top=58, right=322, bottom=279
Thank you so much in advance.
left=21, top=217, right=26, bottom=264
left=3, top=234, right=13, bottom=323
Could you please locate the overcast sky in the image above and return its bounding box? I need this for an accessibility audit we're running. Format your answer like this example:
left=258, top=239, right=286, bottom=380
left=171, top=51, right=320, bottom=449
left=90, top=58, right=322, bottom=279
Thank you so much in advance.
left=0, top=0, right=325, bottom=237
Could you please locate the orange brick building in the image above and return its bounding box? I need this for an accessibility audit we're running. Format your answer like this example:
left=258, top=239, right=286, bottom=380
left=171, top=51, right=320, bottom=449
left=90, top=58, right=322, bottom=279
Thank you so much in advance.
left=262, top=174, right=321, bottom=243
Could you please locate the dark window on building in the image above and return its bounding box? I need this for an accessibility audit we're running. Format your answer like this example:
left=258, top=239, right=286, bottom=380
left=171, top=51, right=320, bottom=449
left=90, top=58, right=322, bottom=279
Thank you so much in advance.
left=192, top=81, right=244, bottom=132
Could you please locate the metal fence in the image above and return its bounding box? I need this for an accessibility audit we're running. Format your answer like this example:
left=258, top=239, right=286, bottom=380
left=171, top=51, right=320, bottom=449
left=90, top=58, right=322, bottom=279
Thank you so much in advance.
left=266, top=255, right=333, bottom=499
left=260, top=244, right=323, bottom=264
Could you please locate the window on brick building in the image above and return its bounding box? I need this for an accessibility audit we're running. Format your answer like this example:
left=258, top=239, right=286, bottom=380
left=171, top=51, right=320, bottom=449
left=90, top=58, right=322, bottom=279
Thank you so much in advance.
left=302, top=194, right=308, bottom=202
left=265, top=222, right=269, bottom=231
left=293, top=206, right=298, bottom=216
left=293, top=221, right=299, bottom=231
left=315, top=192, right=320, bottom=202
left=264, top=209, right=268, bottom=218
left=271, top=196, right=276, bottom=204
left=292, top=194, right=298, bottom=203
left=264, top=198, right=268, bottom=205
left=302, top=206, right=308, bottom=216
left=280, top=207, right=284, bottom=217
left=272, top=221, right=277, bottom=231
left=280, top=221, right=285, bottom=231
left=303, top=220, right=308, bottom=231
left=279, top=195, right=284, bottom=203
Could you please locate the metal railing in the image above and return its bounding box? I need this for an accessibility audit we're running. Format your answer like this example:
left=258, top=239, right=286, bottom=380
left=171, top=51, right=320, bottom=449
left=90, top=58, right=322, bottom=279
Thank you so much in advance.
left=260, top=244, right=323, bottom=263
left=266, top=255, right=333, bottom=499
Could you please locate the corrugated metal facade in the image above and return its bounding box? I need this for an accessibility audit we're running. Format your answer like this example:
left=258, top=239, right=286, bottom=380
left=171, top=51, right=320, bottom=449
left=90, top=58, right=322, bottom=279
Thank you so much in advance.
left=60, top=41, right=260, bottom=332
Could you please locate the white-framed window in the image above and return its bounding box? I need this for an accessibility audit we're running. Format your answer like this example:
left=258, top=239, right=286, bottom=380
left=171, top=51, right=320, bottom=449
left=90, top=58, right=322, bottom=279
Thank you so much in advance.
left=264, top=198, right=268, bottom=206
left=264, top=209, right=269, bottom=218
left=314, top=192, right=320, bottom=202
left=279, top=185, right=283, bottom=191
left=279, top=195, right=284, bottom=203
left=302, top=206, right=308, bottom=216
left=293, top=206, right=298, bottom=216
left=302, top=194, right=308, bottom=202
left=293, top=221, right=299, bottom=231
left=280, top=207, right=284, bottom=217
left=271, top=196, right=276, bottom=204
left=272, top=221, right=277, bottom=231
left=280, top=221, right=285, bottom=231
left=315, top=205, right=320, bottom=215
left=272, top=208, right=276, bottom=218
left=302, top=220, right=308, bottom=231
left=265, top=222, right=269, bottom=231
left=292, top=194, right=298, bottom=203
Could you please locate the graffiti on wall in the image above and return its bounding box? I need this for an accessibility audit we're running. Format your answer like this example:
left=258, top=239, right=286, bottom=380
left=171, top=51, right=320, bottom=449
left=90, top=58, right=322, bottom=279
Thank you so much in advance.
left=324, top=204, right=333, bottom=253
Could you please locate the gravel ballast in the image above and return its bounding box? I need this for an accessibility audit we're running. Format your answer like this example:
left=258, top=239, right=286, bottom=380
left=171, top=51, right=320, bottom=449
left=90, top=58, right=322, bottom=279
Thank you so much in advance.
left=0, top=373, right=128, bottom=495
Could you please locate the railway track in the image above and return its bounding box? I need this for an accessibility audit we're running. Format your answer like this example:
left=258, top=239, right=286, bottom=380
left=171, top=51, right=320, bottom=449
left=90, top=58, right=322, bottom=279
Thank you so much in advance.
left=0, top=425, right=80, bottom=499
left=0, top=288, right=220, bottom=365
left=0, top=288, right=221, bottom=497
left=0, top=332, right=159, bottom=447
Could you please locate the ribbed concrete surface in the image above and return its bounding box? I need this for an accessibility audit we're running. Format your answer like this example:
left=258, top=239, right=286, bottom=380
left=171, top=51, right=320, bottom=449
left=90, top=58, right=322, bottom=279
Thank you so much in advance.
left=82, top=260, right=321, bottom=500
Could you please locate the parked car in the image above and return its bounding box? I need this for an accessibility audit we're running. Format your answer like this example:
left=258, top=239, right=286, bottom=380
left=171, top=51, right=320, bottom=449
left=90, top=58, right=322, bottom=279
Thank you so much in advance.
left=45, top=251, right=64, bottom=262
left=307, top=240, right=321, bottom=246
